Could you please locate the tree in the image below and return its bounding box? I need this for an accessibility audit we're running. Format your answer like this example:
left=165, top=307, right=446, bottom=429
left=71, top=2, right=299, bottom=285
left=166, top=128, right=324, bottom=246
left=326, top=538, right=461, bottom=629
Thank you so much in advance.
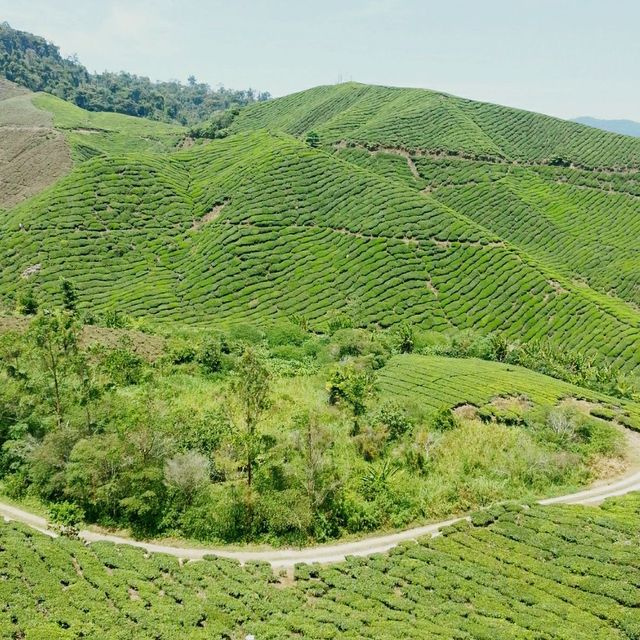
left=60, top=278, right=78, bottom=314
left=394, top=322, right=414, bottom=354
left=292, top=412, right=341, bottom=525
left=164, top=451, right=210, bottom=506
left=327, top=364, right=377, bottom=429
left=229, top=348, right=271, bottom=486
left=16, top=287, right=38, bottom=315
left=306, top=130, right=320, bottom=148
left=28, top=310, right=79, bottom=427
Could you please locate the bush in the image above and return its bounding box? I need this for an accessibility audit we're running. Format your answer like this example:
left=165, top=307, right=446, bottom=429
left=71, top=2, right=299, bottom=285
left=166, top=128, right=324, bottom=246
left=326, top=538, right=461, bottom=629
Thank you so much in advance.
left=371, top=401, right=413, bottom=440
left=197, top=337, right=223, bottom=373
left=100, top=344, right=146, bottom=385
left=431, top=407, right=459, bottom=432
left=264, top=321, right=307, bottom=347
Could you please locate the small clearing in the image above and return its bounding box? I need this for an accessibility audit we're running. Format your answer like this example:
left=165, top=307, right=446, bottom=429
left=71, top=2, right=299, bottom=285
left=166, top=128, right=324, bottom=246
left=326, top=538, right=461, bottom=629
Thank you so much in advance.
left=193, top=201, right=228, bottom=229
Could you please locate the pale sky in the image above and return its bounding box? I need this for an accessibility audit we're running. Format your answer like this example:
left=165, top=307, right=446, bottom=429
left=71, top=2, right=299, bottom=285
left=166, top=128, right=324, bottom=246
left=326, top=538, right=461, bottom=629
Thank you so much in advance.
left=1, top=0, right=638, bottom=120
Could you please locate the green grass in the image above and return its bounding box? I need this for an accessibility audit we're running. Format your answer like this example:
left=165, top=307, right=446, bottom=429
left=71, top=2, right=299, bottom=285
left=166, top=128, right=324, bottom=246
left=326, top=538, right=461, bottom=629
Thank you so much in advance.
left=1, top=494, right=639, bottom=639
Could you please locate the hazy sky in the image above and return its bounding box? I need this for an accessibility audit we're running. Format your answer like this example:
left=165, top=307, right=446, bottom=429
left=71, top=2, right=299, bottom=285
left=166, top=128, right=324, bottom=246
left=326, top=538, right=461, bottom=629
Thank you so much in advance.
left=1, top=0, right=638, bottom=120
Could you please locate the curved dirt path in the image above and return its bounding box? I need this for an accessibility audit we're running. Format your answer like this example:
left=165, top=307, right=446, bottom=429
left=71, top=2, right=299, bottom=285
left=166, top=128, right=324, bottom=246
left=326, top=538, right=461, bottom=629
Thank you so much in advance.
left=2, top=461, right=640, bottom=568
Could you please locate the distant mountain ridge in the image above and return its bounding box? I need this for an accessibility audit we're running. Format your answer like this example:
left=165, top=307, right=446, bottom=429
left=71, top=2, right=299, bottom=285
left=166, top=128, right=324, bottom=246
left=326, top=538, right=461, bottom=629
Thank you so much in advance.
left=572, top=116, right=640, bottom=138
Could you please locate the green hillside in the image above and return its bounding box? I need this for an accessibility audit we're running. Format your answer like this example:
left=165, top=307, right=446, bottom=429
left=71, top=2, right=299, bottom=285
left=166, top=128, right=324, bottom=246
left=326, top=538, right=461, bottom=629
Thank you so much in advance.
left=1, top=494, right=639, bottom=639
left=380, top=355, right=640, bottom=427
left=32, top=93, right=186, bottom=159
left=231, top=82, right=640, bottom=168
left=2, top=129, right=639, bottom=368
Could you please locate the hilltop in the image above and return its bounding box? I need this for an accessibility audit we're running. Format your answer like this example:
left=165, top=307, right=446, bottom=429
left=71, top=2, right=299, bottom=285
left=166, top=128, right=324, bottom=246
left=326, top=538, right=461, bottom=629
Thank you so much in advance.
left=231, top=82, right=640, bottom=168
left=0, top=22, right=269, bottom=124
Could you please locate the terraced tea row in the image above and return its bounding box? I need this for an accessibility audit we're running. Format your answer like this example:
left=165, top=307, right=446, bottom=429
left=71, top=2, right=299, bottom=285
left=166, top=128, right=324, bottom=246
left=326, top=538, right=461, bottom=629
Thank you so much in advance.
left=32, top=93, right=186, bottom=159
left=379, top=355, right=640, bottom=428
left=232, top=82, right=640, bottom=168
left=334, top=146, right=640, bottom=312
left=1, top=131, right=639, bottom=368
left=431, top=167, right=640, bottom=308
left=1, top=495, right=638, bottom=638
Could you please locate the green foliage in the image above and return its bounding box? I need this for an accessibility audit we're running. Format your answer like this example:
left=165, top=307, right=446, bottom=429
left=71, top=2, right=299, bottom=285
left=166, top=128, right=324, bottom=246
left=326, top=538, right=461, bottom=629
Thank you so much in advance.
left=305, top=130, right=320, bottom=147
left=99, top=341, right=146, bottom=386
left=59, top=277, right=77, bottom=314
left=394, top=322, right=415, bottom=354
left=16, top=287, right=38, bottom=315
left=188, top=107, right=240, bottom=138
left=431, top=406, right=459, bottom=432
left=228, top=348, right=271, bottom=486
left=327, top=363, right=377, bottom=418
left=0, top=22, right=269, bottom=125
left=49, top=500, right=84, bottom=537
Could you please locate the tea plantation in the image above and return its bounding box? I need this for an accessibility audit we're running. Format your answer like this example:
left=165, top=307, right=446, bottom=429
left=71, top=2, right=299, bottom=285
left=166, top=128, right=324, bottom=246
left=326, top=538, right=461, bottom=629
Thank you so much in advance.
left=380, top=355, right=640, bottom=428
left=231, top=82, right=640, bottom=168
left=1, top=118, right=639, bottom=369
left=2, top=30, right=640, bottom=640
left=1, top=494, right=639, bottom=639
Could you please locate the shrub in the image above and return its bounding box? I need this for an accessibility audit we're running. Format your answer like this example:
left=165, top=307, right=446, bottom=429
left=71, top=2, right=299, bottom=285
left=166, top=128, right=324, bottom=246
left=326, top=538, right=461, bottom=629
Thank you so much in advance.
left=197, top=337, right=223, bottom=373
left=431, top=407, right=459, bottom=432
left=100, top=343, right=146, bottom=385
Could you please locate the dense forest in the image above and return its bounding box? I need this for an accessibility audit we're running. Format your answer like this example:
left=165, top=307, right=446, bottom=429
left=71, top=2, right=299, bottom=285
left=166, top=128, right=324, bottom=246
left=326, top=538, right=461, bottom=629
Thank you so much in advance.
left=0, top=22, right=269, bottom=124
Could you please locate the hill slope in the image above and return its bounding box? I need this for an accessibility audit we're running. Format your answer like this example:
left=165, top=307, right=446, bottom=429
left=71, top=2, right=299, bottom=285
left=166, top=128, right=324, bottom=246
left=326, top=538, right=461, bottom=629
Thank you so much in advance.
left=0, top=78, right=72, bottom=208
left=0, top=79, right=185, bottom=207
left=1, top=82, right=639, bottom=370
left=231, top=82, right=640, bottom=168
left=2, top=129, right=639, bottom=367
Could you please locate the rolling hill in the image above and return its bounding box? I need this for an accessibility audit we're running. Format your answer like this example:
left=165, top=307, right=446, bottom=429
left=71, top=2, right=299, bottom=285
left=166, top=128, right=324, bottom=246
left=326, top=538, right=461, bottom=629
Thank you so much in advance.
left=231, top=82, right=640, bottom=168
left=0, top=81, right=639, bottom=372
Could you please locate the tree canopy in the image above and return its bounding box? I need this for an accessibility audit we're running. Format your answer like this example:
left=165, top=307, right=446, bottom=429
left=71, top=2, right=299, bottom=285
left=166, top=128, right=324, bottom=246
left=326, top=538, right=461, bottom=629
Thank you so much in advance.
left=0, top=22, right=270, bottom=125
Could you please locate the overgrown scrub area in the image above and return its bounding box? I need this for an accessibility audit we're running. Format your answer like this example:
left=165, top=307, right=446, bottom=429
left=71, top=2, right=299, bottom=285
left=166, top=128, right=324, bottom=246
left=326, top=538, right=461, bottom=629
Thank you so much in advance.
left=1, top=301, right=635, bottom=546
left=1, top=494, right=639, bottom=639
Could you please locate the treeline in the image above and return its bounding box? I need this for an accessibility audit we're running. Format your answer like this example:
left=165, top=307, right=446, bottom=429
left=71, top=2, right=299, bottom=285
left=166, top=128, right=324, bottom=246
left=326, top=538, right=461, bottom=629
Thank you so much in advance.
left=0, top=22, right=269, bottom=124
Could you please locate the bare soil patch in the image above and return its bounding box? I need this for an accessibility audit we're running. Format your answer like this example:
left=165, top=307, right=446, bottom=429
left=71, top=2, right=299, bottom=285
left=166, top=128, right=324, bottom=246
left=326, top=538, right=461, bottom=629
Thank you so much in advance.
left=0, top=92, right=72, bottom=208
left=193, top=201, right=228, bottom=229
left=0, top=316, right=165, bottom=361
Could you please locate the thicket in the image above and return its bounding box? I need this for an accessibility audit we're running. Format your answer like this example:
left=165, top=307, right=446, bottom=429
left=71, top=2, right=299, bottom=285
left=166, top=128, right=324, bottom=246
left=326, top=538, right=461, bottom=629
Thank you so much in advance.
left=0, top=300, right=632, bottom=545
left=0, top=22, right=269, bottom=124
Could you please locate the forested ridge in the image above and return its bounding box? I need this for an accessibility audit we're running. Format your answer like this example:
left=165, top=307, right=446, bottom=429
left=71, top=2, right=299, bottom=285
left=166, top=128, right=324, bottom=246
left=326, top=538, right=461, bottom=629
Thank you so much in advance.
left=0, top=22, right=270, bottom=124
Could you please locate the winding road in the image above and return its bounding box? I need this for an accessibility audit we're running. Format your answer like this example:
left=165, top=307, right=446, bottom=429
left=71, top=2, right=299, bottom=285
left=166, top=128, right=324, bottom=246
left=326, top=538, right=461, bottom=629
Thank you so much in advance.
left=2, top=464, right=640, bottom=568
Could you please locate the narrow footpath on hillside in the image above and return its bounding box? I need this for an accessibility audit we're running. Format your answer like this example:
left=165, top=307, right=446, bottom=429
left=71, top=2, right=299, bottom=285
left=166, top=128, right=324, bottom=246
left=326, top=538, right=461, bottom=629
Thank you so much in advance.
left=2, top=429, right=640, bottom=569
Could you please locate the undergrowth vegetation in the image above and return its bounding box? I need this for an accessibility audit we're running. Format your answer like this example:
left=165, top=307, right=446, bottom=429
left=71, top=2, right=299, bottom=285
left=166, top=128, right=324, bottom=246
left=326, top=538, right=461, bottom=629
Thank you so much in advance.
left=0, top=301, right=636, bottom=546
